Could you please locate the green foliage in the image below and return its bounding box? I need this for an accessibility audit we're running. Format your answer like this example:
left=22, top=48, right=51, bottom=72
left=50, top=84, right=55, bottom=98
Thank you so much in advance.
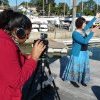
left=20, top=2, right=33, bottom=7
left=17, top=0, right=99, bottom=16
left=0, top=0, right=9, bottom=6
left=20, top=2, right=27, bottom=7
left=30, top=0, right=37, bottom=5
left=77, top=0, right=98, bottom=15
left=55, top=3, right=69, bottom=15
left=30, top=0, right=57, bottom=15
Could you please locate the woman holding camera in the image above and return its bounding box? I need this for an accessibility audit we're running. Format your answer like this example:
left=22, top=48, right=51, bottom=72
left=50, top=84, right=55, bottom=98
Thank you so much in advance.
left=0, top=9, right=45, bottom=100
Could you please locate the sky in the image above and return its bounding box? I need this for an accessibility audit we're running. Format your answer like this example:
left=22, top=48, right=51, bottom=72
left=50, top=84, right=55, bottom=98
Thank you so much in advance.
left=8, top=0, right=99, bottom=7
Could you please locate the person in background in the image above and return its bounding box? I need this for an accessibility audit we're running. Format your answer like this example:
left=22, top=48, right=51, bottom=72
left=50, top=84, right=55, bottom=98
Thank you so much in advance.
left=62, top=13, right=100, bottom=87
left=0, top=9, right=45, bottom=100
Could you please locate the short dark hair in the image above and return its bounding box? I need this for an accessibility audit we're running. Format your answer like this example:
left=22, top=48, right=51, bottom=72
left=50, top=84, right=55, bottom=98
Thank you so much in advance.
left=0, top=9, right=32, bottom=31
left=75, top=17, right=86, bottom=29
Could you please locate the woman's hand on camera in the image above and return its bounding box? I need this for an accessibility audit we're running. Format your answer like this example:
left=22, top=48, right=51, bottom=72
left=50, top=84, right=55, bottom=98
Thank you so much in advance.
left=31, top=40, right=46, bottom=61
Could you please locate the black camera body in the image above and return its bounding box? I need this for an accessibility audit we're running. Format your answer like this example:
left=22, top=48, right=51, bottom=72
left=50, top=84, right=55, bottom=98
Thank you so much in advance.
left=34, top=33, right=48, bottom=58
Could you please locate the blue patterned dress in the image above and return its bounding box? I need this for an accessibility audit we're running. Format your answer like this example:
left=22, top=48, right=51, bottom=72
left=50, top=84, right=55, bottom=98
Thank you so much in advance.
left=62, top=50, right=90, bottom=84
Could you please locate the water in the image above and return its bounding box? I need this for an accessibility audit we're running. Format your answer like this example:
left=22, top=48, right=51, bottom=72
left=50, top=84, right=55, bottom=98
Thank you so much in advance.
left=19, top=43, right=100, bottom=61
left=89, top=47, right=100, bottom=61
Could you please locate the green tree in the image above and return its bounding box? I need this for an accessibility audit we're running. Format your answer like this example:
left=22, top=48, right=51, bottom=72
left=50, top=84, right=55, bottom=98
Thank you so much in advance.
left=97, top=5, right=100, bottom=13
left=30, top=0, right=37, bottom=5
left=20, top=2, right=27, bottom=7
left=55, top=3, right=69, bottom=16
left=20, top=2, right=33, bottom=7
left=0, top=0, right=9, bottom=6
left=77, top=0, right=97, bottom=15
left=30, top=0, right=56, bottom=15
left=45, top=0, right=56, bottom=16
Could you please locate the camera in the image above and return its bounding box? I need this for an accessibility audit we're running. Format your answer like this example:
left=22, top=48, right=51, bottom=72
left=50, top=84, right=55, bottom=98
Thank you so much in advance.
left=34, top=33, right=48, bottom=58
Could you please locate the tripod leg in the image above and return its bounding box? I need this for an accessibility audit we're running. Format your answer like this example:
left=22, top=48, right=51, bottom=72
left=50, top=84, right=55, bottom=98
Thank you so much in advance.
left=51, top=79, right=61, bottom=100
left=46, top=67, right=61, bottom=100
left=40, top=64, right=45, bottom=100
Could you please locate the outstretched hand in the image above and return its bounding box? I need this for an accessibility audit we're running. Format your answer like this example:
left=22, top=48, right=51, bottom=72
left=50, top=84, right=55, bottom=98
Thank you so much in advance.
left=31, top=40, right=46, bottom=61
left=95, top=12, right=100, bottom=18
left=91, top=26, right=100, bottom=34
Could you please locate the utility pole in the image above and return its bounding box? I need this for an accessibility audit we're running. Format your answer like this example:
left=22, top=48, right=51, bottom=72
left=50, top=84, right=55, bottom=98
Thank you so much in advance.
left=81, top=0, right=83, bottom=15
left=70, top=0, right=77, bottom=32
left=48, top=2, right=51, bottom=16
left=43, top=0, right=45, bottom=16
left=1, top=1, right=4, bottom=9
left=16, top=0, right=17, bottom=10
left=64, top=0, right=66, bottom=17
left=68, top=0, right=72, bottom=16
left=26, top=0, right=28, bottom=9
left=97, top=0, right=99, bottom=12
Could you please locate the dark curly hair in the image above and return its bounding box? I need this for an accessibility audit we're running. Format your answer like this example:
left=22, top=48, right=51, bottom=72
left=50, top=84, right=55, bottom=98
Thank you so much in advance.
left=0, top=9, right=32, bottom=32
left=75, top=17, right=86, bottom=29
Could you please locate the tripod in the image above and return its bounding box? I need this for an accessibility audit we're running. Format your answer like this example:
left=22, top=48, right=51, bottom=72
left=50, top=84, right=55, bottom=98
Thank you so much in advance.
left=22, top=52, right=61, bottom=100
left=33, top=54, right=61, bottom=100
left=22, top=35, right=60, bottom=100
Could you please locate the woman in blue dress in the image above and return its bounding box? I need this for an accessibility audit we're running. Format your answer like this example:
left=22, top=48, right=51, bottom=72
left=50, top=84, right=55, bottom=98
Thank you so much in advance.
left=62, top=14, right=99, bottom=87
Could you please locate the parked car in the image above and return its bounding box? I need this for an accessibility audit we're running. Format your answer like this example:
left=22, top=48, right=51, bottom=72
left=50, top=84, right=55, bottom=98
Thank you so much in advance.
left=61, top=20, right=71, bottom=30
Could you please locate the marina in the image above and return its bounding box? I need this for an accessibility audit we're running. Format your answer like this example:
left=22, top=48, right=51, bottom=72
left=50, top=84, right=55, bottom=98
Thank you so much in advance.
left=19, top=27, right=100, bottom=100
left=1, top=0, right=100, bottom=100
left=14, top=7, right=100, bottom=99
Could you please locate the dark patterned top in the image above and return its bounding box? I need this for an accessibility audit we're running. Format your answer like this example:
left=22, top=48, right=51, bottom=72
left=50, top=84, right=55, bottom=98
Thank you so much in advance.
left=81, top=34, right=88, bottom=51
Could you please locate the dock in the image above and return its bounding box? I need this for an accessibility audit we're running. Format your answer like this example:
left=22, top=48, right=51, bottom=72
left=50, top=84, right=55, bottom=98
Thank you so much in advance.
left=49, top=49, right=100, bottom=100
left=21, top=29, right=100, bottom=100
